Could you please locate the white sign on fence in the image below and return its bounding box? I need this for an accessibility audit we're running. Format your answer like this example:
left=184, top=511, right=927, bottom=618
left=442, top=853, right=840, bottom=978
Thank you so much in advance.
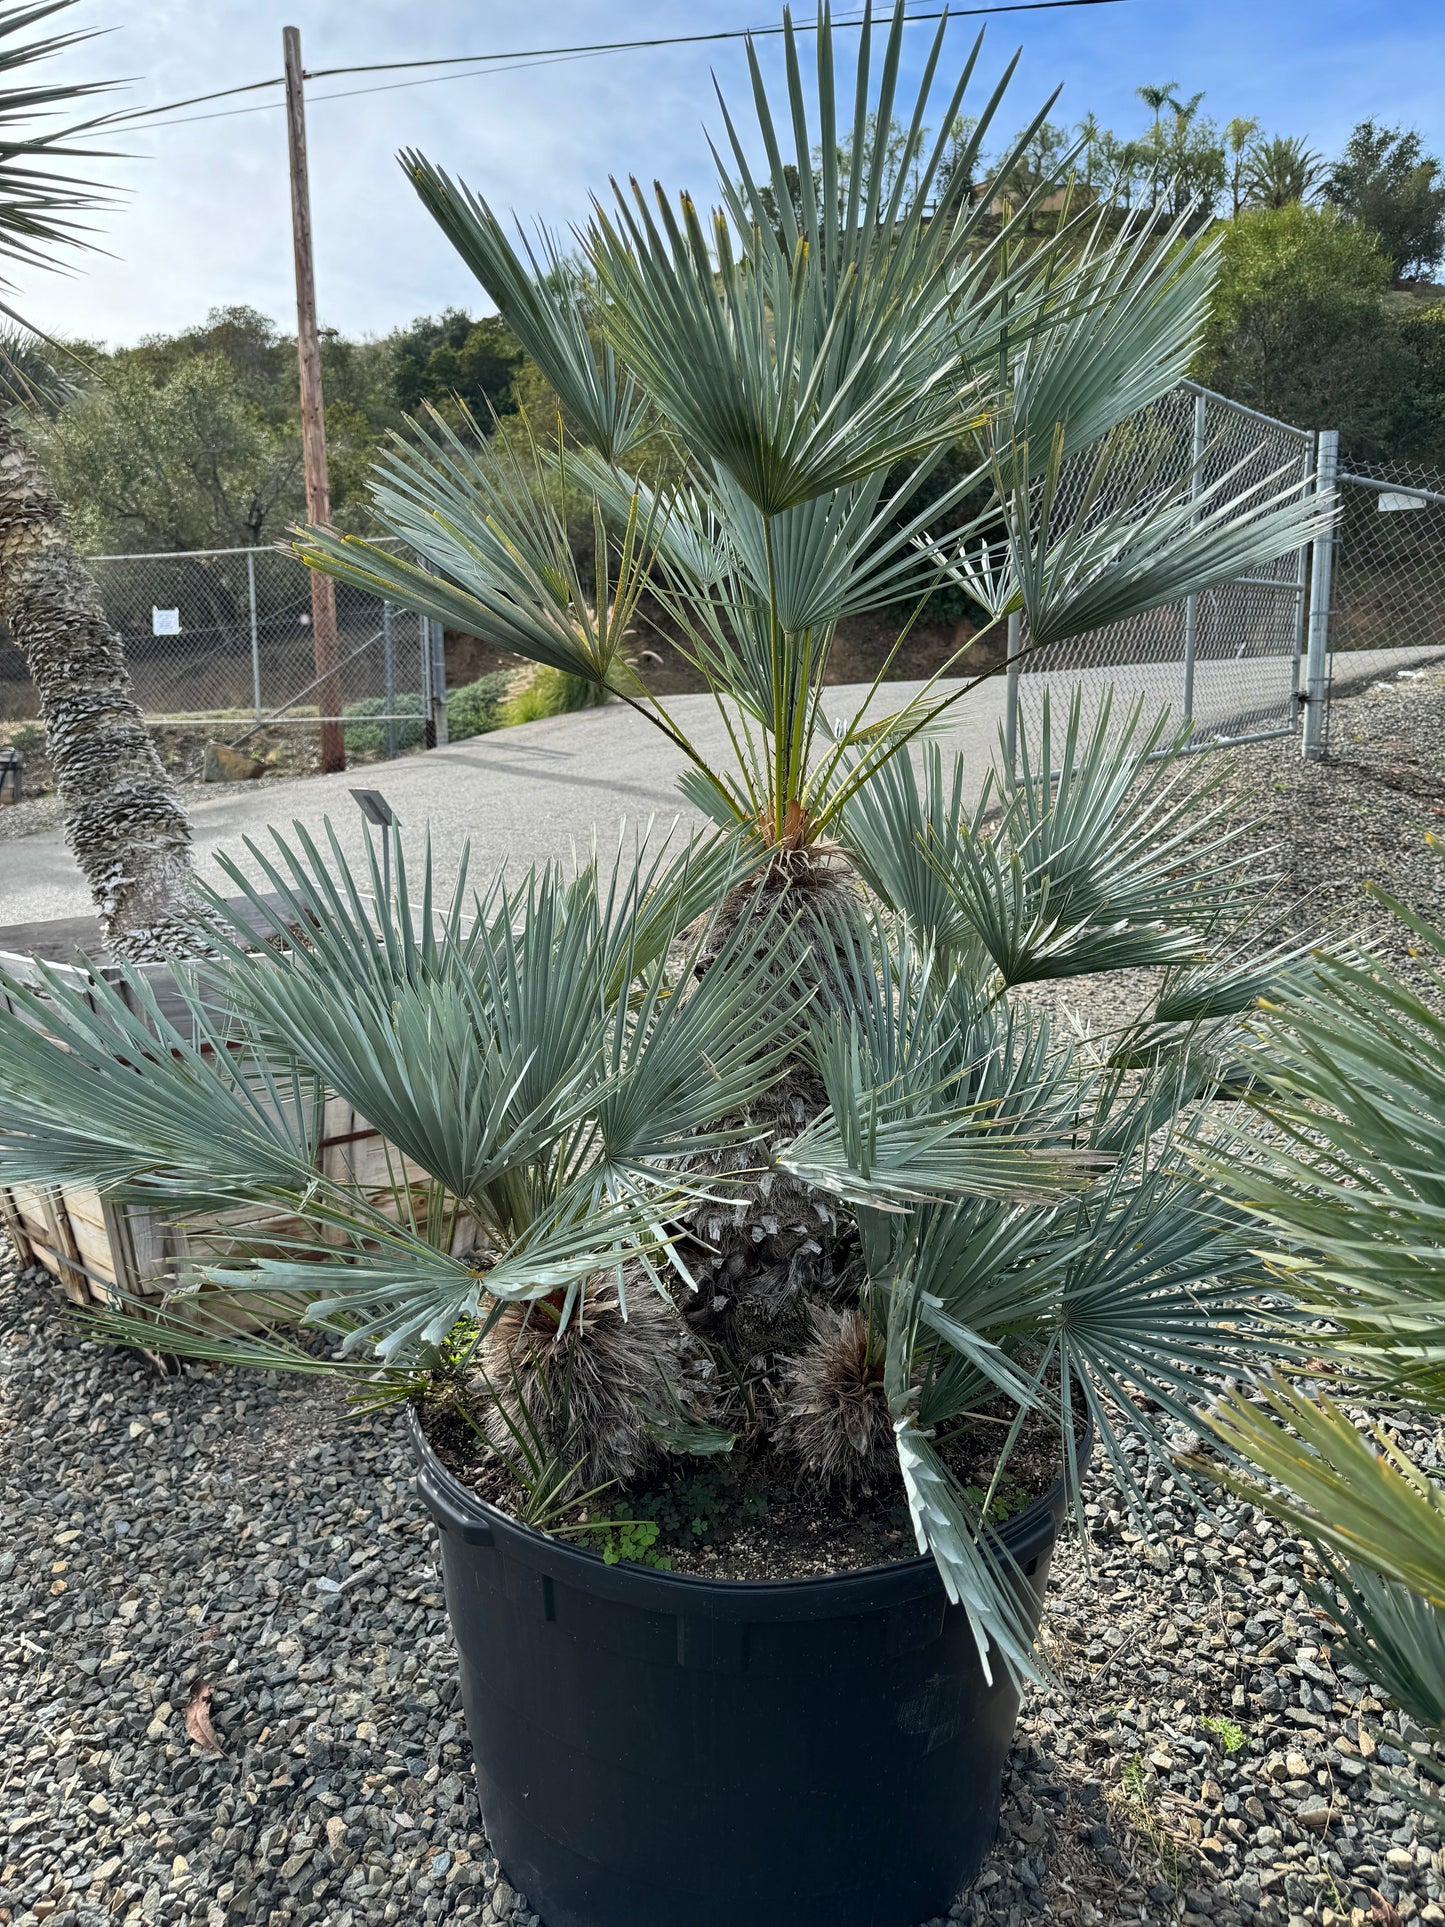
left=151, top=607, right=181, bottom=635
left=1378, top=492, right=1426, bottom=513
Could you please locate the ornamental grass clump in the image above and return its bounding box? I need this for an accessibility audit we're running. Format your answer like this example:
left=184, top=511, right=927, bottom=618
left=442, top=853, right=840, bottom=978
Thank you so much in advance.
left=0, top=2, right=1340, bottom=1682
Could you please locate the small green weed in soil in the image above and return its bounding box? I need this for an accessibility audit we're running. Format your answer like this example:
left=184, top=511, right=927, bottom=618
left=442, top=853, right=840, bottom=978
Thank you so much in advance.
left=622, top=1462, right=773, bottom=1549
left=960, top=1474, right=1034, bottom=1525
left=585, top=1515, right=672, bottom=1569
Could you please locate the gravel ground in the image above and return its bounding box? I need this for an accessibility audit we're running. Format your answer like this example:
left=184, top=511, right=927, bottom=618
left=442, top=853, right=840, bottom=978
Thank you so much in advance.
left=1026, top=663, right=1445, bottom=1046
left=1211, top=665, right=1445, bottom=966
left=3, top=661, right=1444, bottom=1927
left=4, top=1252, right=1442, bottom=1927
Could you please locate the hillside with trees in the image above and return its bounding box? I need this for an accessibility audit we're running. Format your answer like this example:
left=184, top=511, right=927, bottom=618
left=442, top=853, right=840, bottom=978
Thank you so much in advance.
left=24, top=94, right=1445, bottom=570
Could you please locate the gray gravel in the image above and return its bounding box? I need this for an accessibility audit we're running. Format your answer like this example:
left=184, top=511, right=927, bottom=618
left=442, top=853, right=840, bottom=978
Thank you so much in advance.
left=4, top=1244, right=1443, bottom=1927
left=4, top=660, right=1445, bottom=1927
left=1024, top=663, right=1445, bottom=1047
left=0, top=1253, right=535, bottom=1927
left=1212, top=664, right=1445, bottom=968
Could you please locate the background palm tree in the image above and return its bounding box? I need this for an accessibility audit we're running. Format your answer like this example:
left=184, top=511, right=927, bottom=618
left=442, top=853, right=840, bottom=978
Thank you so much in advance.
left=1135, top=80, right=1180, bottom=206
left=1225, top=116, right=1261, bottom=216
left=1242, top=134, right=1326, bottom=211
left=0, top=2, right=193, bottom=958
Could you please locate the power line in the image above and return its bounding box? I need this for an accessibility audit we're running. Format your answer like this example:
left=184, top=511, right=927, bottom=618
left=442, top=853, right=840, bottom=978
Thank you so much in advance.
left=108, top=1, right=1131, bottom=132
left=125, top=52, right=603, bottom=132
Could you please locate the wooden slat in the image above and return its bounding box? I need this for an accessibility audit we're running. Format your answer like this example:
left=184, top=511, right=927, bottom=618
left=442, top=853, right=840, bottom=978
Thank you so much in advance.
left=36, top=1185, right=91, bottom=1305
left=98, top=1195, right=144, bottom=1302
left=0, top=1185, right=35, bottom=1265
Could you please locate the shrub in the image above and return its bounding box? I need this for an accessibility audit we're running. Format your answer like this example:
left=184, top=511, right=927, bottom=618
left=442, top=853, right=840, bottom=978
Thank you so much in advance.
left=447, top=670, right=513, bottom=740
left=342, top=692, right=425, bottom=758
left=342, top=673, right=513, bottom=755
left=498, top=664, right=610, bottom=727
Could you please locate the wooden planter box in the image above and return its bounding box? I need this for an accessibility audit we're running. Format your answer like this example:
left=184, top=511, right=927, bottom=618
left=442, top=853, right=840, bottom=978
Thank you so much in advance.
left=0, top=906, right=438, bottom=1312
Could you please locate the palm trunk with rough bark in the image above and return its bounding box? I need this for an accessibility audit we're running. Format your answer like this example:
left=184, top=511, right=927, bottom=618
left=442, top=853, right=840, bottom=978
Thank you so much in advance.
left=0, top=417, right=196, bottom=958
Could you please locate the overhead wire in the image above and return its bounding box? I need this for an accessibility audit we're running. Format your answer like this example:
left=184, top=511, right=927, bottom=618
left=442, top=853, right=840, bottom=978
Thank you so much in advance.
left=107, top=1, right=1131, bottom=133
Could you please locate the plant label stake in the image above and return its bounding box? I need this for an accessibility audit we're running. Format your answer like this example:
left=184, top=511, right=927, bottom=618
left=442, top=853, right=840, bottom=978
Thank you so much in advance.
left=351, top=788, right=399, bottom=907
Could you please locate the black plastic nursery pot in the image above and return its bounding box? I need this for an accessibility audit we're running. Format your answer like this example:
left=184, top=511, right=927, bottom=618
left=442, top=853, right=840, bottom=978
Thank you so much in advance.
left=410, top=1413, right=1081, bottom=1927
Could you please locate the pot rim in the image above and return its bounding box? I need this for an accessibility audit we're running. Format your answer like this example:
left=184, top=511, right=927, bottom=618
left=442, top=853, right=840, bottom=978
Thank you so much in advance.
left=408, top=1404, right=1091, bottom=1611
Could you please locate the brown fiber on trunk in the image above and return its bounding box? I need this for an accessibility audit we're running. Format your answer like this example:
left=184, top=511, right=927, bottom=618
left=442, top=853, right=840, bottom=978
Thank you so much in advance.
left=0, top=417, right=196, bottom=958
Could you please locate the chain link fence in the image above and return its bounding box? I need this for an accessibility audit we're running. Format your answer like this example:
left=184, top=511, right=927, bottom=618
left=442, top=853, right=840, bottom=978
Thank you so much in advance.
left=1331, top=459, right=1445, bottom=660
left=1007, top=381, right=1316, bottom=767
left=1, top=395, right=1439, bottom=779
left=0, top=542, right=437, bottom=755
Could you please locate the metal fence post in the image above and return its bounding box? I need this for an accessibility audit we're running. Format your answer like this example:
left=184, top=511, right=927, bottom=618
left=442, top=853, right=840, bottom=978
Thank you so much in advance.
left=419, top=605, right=433, bottom=746
left=1302, top=428, right=1340, bottom=761
left=382, top=602, right=398, bottom=759
left=1180, top=388, right=1208, bottom=728
left=1004, top=610, right=1022, bottom=785
left=246, top=549, right=261, bottom=723
left=416, top=554, right=449, bottom=750
left=1291, top=433, right=1316, bottom=692
left=429, top=617, right=448, bottom=748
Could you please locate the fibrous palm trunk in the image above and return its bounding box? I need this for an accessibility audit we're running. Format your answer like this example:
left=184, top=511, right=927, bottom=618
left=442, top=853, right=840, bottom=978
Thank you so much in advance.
left=0, top=417, right=195, bottom=958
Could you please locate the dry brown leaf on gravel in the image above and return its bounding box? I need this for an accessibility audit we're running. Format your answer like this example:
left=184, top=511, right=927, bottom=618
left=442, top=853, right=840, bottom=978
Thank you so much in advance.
left=184, top=1678, right=224, bottom=1754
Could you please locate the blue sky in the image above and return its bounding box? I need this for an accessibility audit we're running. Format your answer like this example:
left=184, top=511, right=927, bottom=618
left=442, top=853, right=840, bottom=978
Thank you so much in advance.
left=28, top=0, right=1445, bottom=347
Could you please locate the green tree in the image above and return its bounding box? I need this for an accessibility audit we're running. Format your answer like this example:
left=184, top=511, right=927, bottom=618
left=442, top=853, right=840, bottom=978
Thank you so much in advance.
left=124, top=303, right=292, bottom=411
left=32, top=352, right=305, bottom=553
left=1160, top=94, right=1224, bottom=220
left=1123, top=86, right=1223, bottom=221
left=1195, top=202, right=1416, bottom=455
left=1241, top=134, right=1325, bottom=211
left=29, top=305, right=395, bottom=550
left=1224, top=115, right=1260, bottom=217
left=1325, top=120, right=1445, bottom=280
left=389, top=308, right=523, bottom=422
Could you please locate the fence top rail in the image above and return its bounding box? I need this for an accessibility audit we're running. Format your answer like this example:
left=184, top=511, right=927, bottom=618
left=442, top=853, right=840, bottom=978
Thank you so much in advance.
left=85, top=543, right=288, bottom=562
left=83, top=535, right=402, bottom=564
left=1179, top=379, right=1316, bottom=445
left=1338, top=470, right=1445, bottom=511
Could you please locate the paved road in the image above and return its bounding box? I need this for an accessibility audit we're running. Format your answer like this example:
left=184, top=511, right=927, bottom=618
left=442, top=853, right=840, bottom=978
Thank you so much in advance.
left=1, top=648, right=1439, bottom=930
left=0, top=677, right=1008, bottom=928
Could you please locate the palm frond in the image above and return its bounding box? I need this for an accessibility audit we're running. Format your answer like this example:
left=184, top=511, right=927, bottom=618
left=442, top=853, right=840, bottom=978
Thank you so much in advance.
left=293, top=404, right=650, bottom=691
left=0, top=1, right=121, bottom=282
left=1206, top=905, right=1445, bottom=1404
left=0, top=952, right=324, bottom=1197
left=837, top=741, right=991, bottom=955
left=1199, top=1376, right=1445, bottom=1611
left=919, top=691, right=1244, bottom=987
left=781, top=925, right=1102, bottom=1207
left=984, top=424, right=1336, bottom=650
left=1007, top=205, right=1221, bottom=461
left=402, top=152, right=646, bottom=462
left=1045, top=1152, right=1278, bottom=1504
left=1307, top=1559, right=1445, bottom=1737
left=884, top=1269, right=1045, bottom=1687
left=584, top=7, right=1073, bottom=517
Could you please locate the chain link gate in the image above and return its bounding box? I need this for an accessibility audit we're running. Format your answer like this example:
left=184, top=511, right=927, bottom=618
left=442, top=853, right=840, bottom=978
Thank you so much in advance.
left=0, top=541, right=443, bottom=758
left=1005, top=379, right=1316, bottom=772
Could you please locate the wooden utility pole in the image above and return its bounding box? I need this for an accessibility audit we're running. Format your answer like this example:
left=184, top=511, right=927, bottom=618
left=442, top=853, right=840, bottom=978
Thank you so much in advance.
left=283, top=24, right=345, bottom=773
